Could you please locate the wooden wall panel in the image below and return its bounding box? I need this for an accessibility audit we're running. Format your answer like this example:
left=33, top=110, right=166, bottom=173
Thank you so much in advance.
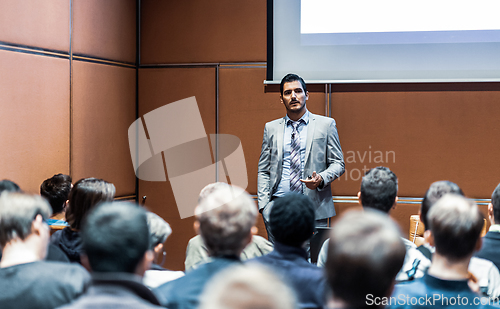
left=219, top=67, right=327, bottom=195
left=0, top=0, right=69, bottom=51
left=331, top=89, right=500, bottom=199
left=0, top=50, right=70, bottom=193
left=73, top=0, right=136, bottom=63
left=72, top=61, right=136, bottom=196
left=141, top=0, right=267, bottom=64
left=138, top=67, right=216, bottom=271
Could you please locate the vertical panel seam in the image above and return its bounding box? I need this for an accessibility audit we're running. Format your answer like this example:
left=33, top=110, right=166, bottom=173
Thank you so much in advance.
left=69, top=0, right=73, bottom=177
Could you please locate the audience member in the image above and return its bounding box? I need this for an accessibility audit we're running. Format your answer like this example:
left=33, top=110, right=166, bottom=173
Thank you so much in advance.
left=143, top=211, right=184, bottom=288
left=417, top=181, right=500, bottom=299
left=249, top=193, right=327, bottom=309
left=389, top=194, right=497, bottom=308
left=59, top=202, right=162, bottom=308
left=40, top=173, right=72, bottom=227
left=0, top=180, right=68, bottom=263
left=0, top=193, right=90, bottom=309
left=199, top=264, right=296, bottom=309
left=317, top=166, right=430, bottom=281
left=154, top=185, right=257, bottom=309
left=475, top=182, right=500, bottom=271
left=51, top=177, right=115, bottom=263
left=326, top=209, right=406, bottom=309
left=185, top=182, right=273, bottom=271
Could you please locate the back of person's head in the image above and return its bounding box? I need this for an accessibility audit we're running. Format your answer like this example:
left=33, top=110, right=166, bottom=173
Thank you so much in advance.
left=82, top=201, right=150, bottom=273
left=270, top=193, right=315, bottom=247
left=360, top=166, right=398, bottom=213
left=146, top=211, right=172, bottom=251
left=198, top=182, right=231, bottom=203
left=0, top=179, right=21, bottom=194
left=65, top=177, right=115, bottom=230
left=326, top=209, right=405, bottom=308
left=40, top=174, right=72, bottom=215
left=421, top=180, right=464, bottom=231
left=0, top=192, right=52, bottom=247
left=428, top=194, right=484, bottom=261
left=199, top=264, right=296, bottom=309
left=490, top=183, right=500, bottom=224
left=280, top=73, right=307, bottom=95
left=195, top=185, right=257, bottom=257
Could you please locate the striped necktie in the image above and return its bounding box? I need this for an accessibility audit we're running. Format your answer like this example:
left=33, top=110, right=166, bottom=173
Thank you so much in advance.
left=289, top=120, right=303, bottom=193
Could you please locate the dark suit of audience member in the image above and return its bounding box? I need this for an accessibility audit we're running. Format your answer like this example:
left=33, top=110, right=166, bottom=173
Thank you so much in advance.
left=390, top=195, right=497, bottom=309
left=249, top=193, right=327, bottom=309
left=475, top=182, right=500, bottom=271
left=0, top=193, right=90, bottom=309
left=325, top=210, right=406, bottom=309
left=58, top=202, right=162, bottom=309
left=154, top=185, right=258, bottom=309
left=51, top=178, right=115, bottom=263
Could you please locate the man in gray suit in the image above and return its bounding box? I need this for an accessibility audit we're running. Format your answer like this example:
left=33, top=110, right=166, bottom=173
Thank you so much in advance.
left=258, top=73, right=345, bottom=242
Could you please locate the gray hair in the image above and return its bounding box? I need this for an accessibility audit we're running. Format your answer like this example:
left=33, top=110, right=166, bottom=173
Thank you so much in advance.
left=195, top=185, right=257, bottom=256
left=146, top=211, right=172, bottom=250
left=0, top=192, right=52, bottom=246
left=200, top=264, right=297, bottom=309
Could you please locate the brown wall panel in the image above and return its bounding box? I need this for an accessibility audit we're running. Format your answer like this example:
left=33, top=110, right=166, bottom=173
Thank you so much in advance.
left=138, top=67, right=216, bottom=271
left=141, top=0, right=267, bottom=64
left=219, top=67, right=327, bottom=195
left=72, top=61, right=136, bottom=196
left=331, top=89, right=500, bottom=199
left=73, top=0, right=136, bottom=63
left=0, top=0, right=69, bottom=51
left=0, top=50, right=70, bottom=193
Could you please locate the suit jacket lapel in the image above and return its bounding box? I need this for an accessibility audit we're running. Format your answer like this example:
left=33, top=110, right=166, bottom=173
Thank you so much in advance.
left=277, top=118, right=285, bottom=171
left=305, top=113, right=316, bottom=173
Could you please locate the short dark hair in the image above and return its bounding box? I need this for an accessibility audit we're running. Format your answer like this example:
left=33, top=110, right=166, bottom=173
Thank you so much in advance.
left=82, top=202, right=150, bottom=273
left=0, top=179, right=21, bottom=194
left=40, top=174, right=72, bottom=215
left=270, top=193, right=315, bottom=247
left=0, top=193, right=51, bottom=247
left=428, top=194, right=484, bottom=261
left=421, top=181, right=464, bottom=231
left=360, top=166, right=398, bottom=213
left=326, top=209, right=405, bottom=308
left=65, top=178, right=115, bottom=230
left=491, top=183, right=500, bottom=224
left=280, top=73, right=307, bottom=96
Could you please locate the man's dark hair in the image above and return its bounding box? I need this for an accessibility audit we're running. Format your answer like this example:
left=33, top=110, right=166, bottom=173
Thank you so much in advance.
left=360, top=166, right=398, bottom=213
left=0, top=192, right=52, bottom=247
left=82, top=202, right=150, bottom=273
left=270, top=193, right=315, bottom=247
left=421, top=181, right=464, bottom=231
left=280, top=73, right=307, bottom=96
left=429, top=194, right=484, bottom=261
left=65, top=178, right=115, bottom=230
left=326, top=210, right=405, bottom=308
left=0, top=179, right=21, bottom=194
left=491, top=183, right=500, bottom=224
left=40, top=174, right=72, bottom=215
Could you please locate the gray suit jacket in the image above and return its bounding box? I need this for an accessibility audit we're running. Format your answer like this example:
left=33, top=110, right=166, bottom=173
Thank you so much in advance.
left=257, top=112, right=345, bottom=220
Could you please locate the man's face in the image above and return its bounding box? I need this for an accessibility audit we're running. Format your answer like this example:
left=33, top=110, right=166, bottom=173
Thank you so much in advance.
left=280, top=80, right=308, bottom=114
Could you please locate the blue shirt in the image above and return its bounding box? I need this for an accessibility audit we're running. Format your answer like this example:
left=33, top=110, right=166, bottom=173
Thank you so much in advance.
left=274, top=110, right=309, bottom=198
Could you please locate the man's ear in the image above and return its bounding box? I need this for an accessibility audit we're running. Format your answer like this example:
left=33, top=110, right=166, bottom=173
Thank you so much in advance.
left=31, top=214, right=44, bottom=236
left=251, top=226, right=258, bottom=235
left=392, top=196, right=398, bottom=210
left=424, top=230, right=434, bottom=247
left=280, top=95, right=284, bottom=105
left=305, top=91, right=309, bottom=100
left=193, top=221, right=200, bottom=235
left=488, top=203, right=495, bottom=225
left=80, top=253, right=92, bottom=272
